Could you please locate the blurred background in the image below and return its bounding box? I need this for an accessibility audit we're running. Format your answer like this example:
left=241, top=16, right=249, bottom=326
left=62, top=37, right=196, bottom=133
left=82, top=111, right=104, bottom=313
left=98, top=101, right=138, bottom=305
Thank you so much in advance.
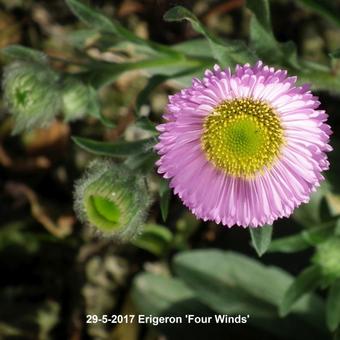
left=0, top=0, right=340, bottom=339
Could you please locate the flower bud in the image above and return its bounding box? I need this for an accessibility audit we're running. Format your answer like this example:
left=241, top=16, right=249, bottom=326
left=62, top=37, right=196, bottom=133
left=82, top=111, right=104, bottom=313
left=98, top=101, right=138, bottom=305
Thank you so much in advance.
left=312, top=238, right=340, bottom=286
left=74, top=160, right=151, bottom=240
left=2, top=61, right=61, bottom=134
left=61, top=77, right=91, bottom=121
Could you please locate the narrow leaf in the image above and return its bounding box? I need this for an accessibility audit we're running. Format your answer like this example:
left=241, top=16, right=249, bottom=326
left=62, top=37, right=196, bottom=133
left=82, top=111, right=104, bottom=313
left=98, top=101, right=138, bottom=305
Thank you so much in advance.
left=293, top=184, right=329, bottom=227
left=250, top=225, right=273, bottom=257
left=326, top=279, right=340, bottom=331
left=87, top=86, right=115, bottom=127
left=269, top=222, right=337, bottom=254
left=159, top=179, right=171, bottom=222
left=164, top=6, right=256, bottom=66
left=1, top=45, right=48, bottom=64
left=280, top=266, right=321, bottom=317
left=65, top=29, right=98, bottom=48
left=296, top=67, right=340, bottom=93
left=135, top=67, right=202, bottom=115
left=246, top=0, right=271, bottom=31
left=295, top=0, right=340, bottom=27
left=66, top=0, right=115, bottom=32
left=124, top=151, right=158, bottom=173
left=132, top=224, right=173, bottom=256
left=247, top=0, right=281, bottom=63
left=320, top=196, right=332, bottom=222
left=246, top=0, right=300, bottom=69
left=269, top=233, right=310, bottom=253
left=135, top=117, right=157, bottom=134
left=173, top=38, right=213, bottom=58
left=66, top=0, right=181, bottom=58
left=135, top=74, right=168, bottom=115
left=72, top=136, right=155, bottom=157
left=86, top=57, right=192, bottom=89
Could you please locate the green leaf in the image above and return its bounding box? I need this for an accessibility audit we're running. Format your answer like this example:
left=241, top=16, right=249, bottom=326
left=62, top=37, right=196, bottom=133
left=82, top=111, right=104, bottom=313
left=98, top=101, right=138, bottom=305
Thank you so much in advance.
left=147, top=62, right=214, bottom=88
left=330, top=49, right=340, bottom=59
left=250, top=224, right=273, bottom=257
left=84, top=61, right=146, bottom=89
left=248, top=15, right=278, bottom=60
left=132, top=224, right=173, bottom=256
left=135, top=67, right=202, bottom=116
left=246, top=0, right=278, bottom=59
left=124, top=150, right=158, bottom=173
left=280, top=266, right=321, bottom=317
left=269, top=220, right=337, bottom=254
left=246, top=0, right=300, bottom=69
left=66, top=0, right=181, bottom=58
left=320, top=196, right=332, bottom=222
left=86, top=57, right=200, bottom=89
left=269, top=233, right=310, bottom=253
left=66, top=0, right=115, bottom=32
left=326, top=279, right=340, bottom=331
left=1, top=45, right=48, bottom=64
left=281, top=40, right=301, bottom=70
left=293, top=182, right=329, bottom=227
left=135, top=117, right=157, bottom=134
left=164, top=6, right=256, bottom=66
left=131, top=273, right=216, bottom=339
left=246, top=0, right=271, bottom=31
left=65, top=29, right=99, bottom=48
left=164, top=6, right=210, bottom=39
left=306, top=220, right=337, bottom=244
left=72, top=136, right=155, bottom=157
left=173, top=38, right=214, bottom=58
left=174, top=212, right=201, bottom=250
left=87, top=86, right=115, bottom=127
left=159, top=179, right=171, bottom=222
left=132, top=272, right=210, bottom=317
left=174, top=250, right=326, bottom=338
left=174, top=250, right=275, bottom=317
left=296, top=65, right=340, bottom=93
left=135, top=74, right=169, bottom=115
left=295, top=0, right=340, bottom=27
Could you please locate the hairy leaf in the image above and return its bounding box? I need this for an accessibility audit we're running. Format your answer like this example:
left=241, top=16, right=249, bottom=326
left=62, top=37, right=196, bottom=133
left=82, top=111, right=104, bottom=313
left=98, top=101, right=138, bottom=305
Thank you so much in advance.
left=72, top=136, right=155, bottom=157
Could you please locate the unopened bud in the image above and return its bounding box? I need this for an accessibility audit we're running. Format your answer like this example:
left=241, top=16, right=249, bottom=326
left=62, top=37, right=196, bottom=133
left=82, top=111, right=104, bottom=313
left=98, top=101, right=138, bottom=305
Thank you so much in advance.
left=2, top=61, right=61, bottom=134
left=74, top=160, right=151, bottom=240
left=61, top=77, right=91, bottom=122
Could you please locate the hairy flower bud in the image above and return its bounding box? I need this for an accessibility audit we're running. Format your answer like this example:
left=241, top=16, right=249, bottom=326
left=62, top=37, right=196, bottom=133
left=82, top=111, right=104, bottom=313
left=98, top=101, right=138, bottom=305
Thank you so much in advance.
left=61, top=77, right=91, bottom=121
left=312, top=238, right=340, bottom=286
left=2, top=61, right=61, bottom=134
left=74, top=160, right=151, bottom=240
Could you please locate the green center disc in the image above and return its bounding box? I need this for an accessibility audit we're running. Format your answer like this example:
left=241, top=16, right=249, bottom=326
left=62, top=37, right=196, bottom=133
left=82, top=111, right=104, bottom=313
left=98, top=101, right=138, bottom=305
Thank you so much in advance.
left=201, top=98, right=284, bottom=177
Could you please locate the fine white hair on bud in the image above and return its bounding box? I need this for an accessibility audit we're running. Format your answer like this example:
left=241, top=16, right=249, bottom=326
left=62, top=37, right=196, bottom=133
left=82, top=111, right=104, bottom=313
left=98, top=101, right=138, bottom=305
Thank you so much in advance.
left=61, top=77, right=91, bottom=122
left=74, top=159, right=152, bottom=241
left=2, top=61, right=61, bottom=134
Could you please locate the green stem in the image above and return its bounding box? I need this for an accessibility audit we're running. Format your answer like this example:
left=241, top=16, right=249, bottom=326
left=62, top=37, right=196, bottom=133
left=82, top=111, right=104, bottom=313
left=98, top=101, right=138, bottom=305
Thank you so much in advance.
left=88, top=56, right=212, bottom=88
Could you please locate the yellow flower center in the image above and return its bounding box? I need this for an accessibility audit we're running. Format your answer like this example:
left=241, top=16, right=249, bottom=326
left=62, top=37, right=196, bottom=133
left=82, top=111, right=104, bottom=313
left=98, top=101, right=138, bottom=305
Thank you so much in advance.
left=201, top=98, right=284, bottom=178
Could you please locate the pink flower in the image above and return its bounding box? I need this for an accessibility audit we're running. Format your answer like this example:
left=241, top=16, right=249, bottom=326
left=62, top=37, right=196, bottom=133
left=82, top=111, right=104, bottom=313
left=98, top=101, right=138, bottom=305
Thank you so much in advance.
left=155, top=62, right=332, bottom=227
